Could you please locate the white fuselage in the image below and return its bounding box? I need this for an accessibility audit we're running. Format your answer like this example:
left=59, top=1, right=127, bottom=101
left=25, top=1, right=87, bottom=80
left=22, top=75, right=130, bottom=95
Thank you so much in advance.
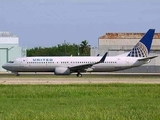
left=2, top=29, right=155, bottom=76
left=3, top=56, right=147, bottom=73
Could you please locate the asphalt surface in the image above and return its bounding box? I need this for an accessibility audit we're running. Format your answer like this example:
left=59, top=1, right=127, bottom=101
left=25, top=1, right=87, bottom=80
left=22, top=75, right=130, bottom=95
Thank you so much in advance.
left=0, top=72, right=160, bottom=84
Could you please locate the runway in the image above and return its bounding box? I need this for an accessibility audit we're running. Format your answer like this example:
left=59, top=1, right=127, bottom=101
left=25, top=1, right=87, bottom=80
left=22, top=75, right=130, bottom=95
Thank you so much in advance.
left=0, top=72, right=160, bottom=84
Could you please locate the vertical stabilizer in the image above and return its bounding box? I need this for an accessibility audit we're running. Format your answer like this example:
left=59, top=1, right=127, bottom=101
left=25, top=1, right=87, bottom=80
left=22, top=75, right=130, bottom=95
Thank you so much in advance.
left=127, top=29, right=155, bottom=57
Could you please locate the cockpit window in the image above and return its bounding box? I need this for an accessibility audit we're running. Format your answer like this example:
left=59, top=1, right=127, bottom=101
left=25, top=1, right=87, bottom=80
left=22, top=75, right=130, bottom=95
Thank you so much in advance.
left=8, top=61, right=14, bottom=63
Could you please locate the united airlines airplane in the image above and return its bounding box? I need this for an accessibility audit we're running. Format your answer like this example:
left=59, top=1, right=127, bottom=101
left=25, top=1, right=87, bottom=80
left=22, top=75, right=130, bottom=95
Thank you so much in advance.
left=2, top=29, right=157, bottom=77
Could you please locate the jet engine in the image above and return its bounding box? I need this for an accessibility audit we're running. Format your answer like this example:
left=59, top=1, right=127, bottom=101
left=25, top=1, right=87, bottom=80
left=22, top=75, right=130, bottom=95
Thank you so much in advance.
left=54, top=67, right=71, bottom=75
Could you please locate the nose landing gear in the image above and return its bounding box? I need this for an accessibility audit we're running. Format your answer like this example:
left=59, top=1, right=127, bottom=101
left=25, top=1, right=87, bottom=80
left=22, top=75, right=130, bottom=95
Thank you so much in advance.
left=11, top=72, right=20, bottom=76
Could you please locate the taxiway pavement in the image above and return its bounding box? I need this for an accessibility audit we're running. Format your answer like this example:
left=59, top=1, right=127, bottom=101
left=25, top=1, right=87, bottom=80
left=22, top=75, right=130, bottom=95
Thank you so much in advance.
left=0, top=72, right=160, bottom=84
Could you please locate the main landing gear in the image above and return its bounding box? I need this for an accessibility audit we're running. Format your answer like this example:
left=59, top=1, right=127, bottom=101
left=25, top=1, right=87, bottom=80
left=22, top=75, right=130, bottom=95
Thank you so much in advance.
left=76, top=72, right=82, bottom=77
left=16, top=73, right=20, bottom=76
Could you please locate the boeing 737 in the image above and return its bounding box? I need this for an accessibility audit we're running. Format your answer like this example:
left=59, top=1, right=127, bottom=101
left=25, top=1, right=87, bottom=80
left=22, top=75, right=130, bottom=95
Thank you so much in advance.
left=2, top=29, right=157, bottom=77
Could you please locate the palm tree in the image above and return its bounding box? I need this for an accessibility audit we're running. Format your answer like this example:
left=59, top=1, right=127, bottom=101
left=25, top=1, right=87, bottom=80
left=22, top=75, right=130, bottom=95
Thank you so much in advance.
left=79, top=40, right=90, bottom=56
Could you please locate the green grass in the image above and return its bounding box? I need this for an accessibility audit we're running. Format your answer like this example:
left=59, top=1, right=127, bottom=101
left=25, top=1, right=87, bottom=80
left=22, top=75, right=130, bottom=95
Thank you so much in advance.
left=0, top=84, right=160, bottom=120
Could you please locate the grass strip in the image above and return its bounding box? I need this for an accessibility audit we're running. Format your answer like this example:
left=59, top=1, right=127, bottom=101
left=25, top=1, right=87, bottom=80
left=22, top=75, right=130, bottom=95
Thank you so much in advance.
left=0, top=84, right=160, bottom=120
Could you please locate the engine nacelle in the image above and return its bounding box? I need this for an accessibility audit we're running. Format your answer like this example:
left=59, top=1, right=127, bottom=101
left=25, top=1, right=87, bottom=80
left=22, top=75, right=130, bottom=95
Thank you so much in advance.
left=54, top=67, right=71, bottom=75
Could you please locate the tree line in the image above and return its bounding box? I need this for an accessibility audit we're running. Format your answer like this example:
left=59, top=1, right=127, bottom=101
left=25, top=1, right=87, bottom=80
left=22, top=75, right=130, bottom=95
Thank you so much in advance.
left=27, top=40, right=90, bottom=56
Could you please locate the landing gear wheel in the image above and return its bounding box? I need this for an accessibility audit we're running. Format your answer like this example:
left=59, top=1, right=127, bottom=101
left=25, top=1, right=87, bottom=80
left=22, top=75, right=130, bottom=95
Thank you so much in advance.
left=11, top=72, right=20, bottom=76
left=77, top=72, right=82, bottom=77
left=16, top=73, right=20, bottom=76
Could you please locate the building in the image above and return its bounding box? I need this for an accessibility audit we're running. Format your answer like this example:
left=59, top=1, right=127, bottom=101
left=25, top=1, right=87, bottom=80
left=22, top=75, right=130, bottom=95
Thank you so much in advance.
left=91, top=32, right=160, bottom=73
left=0, top=32, right=26, bottom=71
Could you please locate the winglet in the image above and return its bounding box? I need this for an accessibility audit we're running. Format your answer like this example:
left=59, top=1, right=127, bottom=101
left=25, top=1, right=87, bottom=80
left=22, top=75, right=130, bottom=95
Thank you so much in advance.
left=97, top=54, right=100, bottom=56
left=98, top=52, right=108, bottom=63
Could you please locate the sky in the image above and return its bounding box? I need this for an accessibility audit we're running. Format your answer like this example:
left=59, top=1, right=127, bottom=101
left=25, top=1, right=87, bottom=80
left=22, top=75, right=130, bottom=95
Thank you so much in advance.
left=0, top=0, right=160, bottom=48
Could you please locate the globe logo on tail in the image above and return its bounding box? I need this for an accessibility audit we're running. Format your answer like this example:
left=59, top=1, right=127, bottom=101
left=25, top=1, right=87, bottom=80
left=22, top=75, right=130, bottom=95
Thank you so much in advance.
left=127, top=42, right=148, bottom=57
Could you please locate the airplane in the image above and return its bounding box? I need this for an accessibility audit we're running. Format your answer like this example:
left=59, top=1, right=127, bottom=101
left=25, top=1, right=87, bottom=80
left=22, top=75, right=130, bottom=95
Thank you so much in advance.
left=2, top=29, right=157, bottom=77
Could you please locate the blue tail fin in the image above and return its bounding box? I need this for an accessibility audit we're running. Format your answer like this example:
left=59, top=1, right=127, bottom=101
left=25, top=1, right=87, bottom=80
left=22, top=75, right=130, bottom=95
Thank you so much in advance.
left=127, top=29, right=155, bottom=57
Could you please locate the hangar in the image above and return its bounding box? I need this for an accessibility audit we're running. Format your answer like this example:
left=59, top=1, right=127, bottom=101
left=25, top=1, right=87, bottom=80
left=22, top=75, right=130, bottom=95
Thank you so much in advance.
left=91, top=32, right=160, bottom=73
left=0, top=32, right=26, bottom=71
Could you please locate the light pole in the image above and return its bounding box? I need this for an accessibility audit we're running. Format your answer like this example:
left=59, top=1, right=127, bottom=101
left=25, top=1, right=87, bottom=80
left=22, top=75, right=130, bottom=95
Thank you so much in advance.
left=78, top=46, right=79, bottom=56
left=64, top=40, right=66, bottom=56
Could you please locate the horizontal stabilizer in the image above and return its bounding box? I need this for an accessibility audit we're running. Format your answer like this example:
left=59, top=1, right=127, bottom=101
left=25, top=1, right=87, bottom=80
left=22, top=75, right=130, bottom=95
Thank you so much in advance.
left=138, top=56, right=158, bottom=61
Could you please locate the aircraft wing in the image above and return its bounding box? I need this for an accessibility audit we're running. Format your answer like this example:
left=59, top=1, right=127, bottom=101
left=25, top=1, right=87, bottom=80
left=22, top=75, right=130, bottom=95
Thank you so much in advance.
left=69, top=52, right=108, bottom=72
left=138, top=56, right=158, bottom=61
left=70, top=63, right=94, bottom=72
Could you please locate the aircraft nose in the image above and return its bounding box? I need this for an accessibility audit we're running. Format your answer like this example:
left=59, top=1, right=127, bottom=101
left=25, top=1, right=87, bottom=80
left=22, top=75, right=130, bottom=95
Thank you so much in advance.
left=2, top=64, right=9, bottom=70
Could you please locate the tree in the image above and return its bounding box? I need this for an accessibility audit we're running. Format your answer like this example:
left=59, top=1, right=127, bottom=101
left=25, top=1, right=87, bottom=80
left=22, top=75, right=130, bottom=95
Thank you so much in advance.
left=79, top=40, right=90, bottom=56
left=26, top=40, right=90, bottom=56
